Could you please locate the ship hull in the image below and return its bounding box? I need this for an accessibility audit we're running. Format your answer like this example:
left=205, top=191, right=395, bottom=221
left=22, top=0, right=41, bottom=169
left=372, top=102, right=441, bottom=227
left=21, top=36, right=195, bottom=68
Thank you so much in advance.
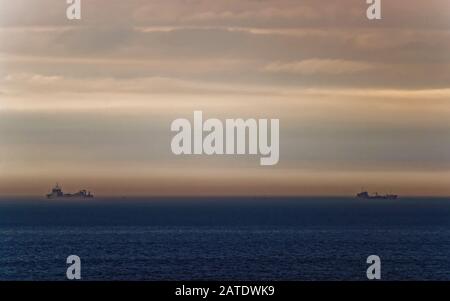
left=356, top=191, right=398, bottom=200
left=47, top=196, right=94, bottom=199
left=357, top=196, right=398, bottom=200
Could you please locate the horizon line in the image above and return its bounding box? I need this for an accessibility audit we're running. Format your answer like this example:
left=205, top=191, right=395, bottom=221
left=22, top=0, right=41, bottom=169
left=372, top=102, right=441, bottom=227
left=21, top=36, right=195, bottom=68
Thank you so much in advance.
left=1, top=194, right=450, bottom=199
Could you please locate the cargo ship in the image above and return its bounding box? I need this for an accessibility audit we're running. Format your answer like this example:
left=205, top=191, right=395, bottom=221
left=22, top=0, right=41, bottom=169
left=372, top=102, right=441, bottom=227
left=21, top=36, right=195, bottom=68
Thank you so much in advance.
left=356, top=190, right=398, bottom=200
left=46, top=183, right=94, bottom=199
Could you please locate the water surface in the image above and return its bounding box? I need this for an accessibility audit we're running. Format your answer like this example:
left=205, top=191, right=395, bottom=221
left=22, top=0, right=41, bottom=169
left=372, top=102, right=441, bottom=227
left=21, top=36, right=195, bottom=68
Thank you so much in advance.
left=0, top=197, right=449, bottom=280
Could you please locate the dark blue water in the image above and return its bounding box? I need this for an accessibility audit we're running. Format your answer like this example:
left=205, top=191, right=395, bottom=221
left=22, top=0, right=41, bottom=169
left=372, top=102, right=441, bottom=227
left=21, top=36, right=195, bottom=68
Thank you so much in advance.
left=1, top=197, right=450, bottom=280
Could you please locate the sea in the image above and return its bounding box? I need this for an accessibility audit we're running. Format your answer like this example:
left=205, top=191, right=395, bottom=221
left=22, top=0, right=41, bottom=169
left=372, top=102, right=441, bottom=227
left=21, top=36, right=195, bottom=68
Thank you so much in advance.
left=0, top=197, right=449, bottom=281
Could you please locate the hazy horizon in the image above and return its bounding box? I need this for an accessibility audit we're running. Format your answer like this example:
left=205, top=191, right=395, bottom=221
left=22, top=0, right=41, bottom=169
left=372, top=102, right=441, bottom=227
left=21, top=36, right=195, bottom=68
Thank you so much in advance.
left=1, top=0, right=450, bottom=196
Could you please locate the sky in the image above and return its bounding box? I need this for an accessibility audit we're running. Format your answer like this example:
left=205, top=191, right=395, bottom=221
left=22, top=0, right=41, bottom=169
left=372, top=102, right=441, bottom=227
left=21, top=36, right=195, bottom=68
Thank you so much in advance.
left=0, top=0, right=450, bottom=196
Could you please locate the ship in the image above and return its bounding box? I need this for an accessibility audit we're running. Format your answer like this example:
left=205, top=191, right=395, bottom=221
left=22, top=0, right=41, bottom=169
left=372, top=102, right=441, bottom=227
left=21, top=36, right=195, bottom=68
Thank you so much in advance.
left=356, top=190, right=398, bottom=200
left=46, top=183, right=94, bottom=199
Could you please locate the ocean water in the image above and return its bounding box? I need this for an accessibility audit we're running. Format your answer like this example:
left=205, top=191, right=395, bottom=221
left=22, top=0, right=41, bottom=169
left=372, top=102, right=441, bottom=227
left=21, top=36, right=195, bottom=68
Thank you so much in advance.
left=0, top=197, right=450, bottom=281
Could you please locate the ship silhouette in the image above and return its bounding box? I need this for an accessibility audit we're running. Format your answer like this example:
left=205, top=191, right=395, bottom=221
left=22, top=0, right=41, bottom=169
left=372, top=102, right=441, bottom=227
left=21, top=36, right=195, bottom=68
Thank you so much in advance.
left=46, top=183, right=94, bottom=199
left=356, top=190, right=398, bottom=200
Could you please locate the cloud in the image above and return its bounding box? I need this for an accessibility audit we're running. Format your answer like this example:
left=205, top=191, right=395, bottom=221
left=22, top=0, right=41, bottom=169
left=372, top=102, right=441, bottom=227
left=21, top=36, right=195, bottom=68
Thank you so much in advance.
left=263, top=59, right=377, bottom=75
left=3, top=72, right=450, bottom=99
left=1, top=0, right=450, bottom=196
left=2, top=0, right=449, bottom=29
left=0, top=73, right=259, bottom=96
